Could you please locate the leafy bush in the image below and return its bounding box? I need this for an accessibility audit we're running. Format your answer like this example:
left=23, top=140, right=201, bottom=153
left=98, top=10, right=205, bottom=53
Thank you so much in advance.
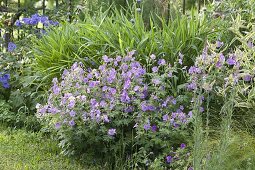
left=0, top=13, right=59, bottom=130
left=37, top=51, right=195, bottom=169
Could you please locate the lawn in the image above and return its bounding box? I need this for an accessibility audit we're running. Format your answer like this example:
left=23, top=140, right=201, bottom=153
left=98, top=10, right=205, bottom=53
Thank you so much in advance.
left=0, top=125, right=96, bottom=170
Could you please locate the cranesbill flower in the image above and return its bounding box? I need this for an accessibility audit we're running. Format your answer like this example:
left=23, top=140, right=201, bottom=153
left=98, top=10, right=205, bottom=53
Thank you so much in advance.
left=55, top=122, right=61, bottom=129
left=158, top=59, right=166, bottom=65
left=108, top=128, right=116, bottom=136
left=187, top=81, right=197, bottom=90
left=152, top=78, right=160, bottom=85
left=180, top=143, right=186, bottom=149
left=188, top=111, right=193, bottom=118
left=15, top=20, right=22, bottom=27
left=162, top=114, right=169, bottom=121
left=188, top=66, right=201, bottom=74
left=133, top=85, right=140, bottom=92
left=69, top=110, right=76, bottom=117
left=68, top=100, right=75, bottom=108
left=151, top=125, right=157, bottom=132
left=216, top=40, right=224, bottom=48
left=69, top=120, right=75, bottom=126
left=166, top=155, right=172, bottom=164
left=8, top=42, right=16, bottom=52
left=244, top=74, right=252, bottom=82
left=152, top=66, right=158, bottom=73
left=52, top=85, right=60, bottom=95
left=226, top=55, right=236, bottom=66
left=2, top=82, right=10, bottom=88
left=143, top=123, right=151, bottom=131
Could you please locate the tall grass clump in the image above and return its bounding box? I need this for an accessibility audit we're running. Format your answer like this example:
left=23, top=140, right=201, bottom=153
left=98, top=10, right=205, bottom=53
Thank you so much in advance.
left=31, top=7, right=213, bottom=89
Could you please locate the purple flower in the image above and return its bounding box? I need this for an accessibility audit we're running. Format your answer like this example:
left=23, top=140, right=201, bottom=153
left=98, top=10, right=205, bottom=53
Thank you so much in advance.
left=188, top=167, right=194, bottom=170
left=69, top=120, right=75, bottom=126
left=68, top=100, right=75, bottom=108
left=116, top=56, right=122, bottom=62
left=226, top=55, right=236, bottom=66
left=69, top=110, right=76, bottom=117
left=188, top=111, right=193, bottom=118
left=158, top=59, right=166, bottom=65
left=188, top=66, right=201, bottom=74
left=216, top=40, right=224, bottom=48
left=8, top=42, right=16, bottom=52
left=124, top=106, right=134, bottom=113
left=89, top=81, right=99, bottom=88
left=151, top=125, right=157, bottom=132
left=166, top=155, right=173, bottom=164
left=152, top=78, right=160, bottom=85
left=100, top=100, right=107, bottom=107
left=163, top=114, right=169, bottom=121
left=102, top=86, right=108, bottom=91
left=108, top=128, right=116, bottom=136
left=52, top=85, right=60, bottom=95
left=143, top=123, right=151, bottom=131
left=124, top=79, right=131, bottom=89
left=244, top=74, right=252, bottom=82
left=55, top=122, right=61, bottom=129
left=141, top=102, right=155, bottom=112
left=120, top=90, right=130, bottom=103
left=109, top=88, right=117, bottom=95
left=180, top=143, right=186, bottom=149
left=187, top=82, right=197, bottom=90
left=133, top=86, right=140, bottom=91
left=103, top=115, right=110, bottom=123
left=152, top=66, right=158, bottom=73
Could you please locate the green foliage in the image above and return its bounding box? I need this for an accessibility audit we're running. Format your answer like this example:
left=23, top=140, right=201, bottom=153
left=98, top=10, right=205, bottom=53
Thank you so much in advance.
left=32, top=8, right=212, bottom=88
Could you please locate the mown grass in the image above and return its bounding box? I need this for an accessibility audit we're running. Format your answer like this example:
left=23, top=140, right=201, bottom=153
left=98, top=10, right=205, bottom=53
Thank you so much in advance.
left=0, top=125, right=97, bottom=170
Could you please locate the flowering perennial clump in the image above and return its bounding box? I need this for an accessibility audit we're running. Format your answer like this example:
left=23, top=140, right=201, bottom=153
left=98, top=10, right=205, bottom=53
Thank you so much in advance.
left=37, top=51, right=193, bottom=168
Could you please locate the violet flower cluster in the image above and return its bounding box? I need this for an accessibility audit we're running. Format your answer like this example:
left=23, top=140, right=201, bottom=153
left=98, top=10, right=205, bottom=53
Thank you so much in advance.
left=37, top=51, right=193, bottom=137
left=187, top=41, right=254, bottom=92
left=15, top=13, right=59, bottom=27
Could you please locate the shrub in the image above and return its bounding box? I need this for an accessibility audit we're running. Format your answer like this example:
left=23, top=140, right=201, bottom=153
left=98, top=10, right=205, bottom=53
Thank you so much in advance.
left=37, top=51, right=194, bottom=169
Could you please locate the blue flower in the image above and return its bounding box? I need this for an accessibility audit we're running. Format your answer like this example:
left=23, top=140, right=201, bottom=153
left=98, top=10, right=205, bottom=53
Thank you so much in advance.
left=15, top=20, right=22, bottom=27
left=8, top=42, right=16, bottom=52
left=0, top=73, right=11, bottom=89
